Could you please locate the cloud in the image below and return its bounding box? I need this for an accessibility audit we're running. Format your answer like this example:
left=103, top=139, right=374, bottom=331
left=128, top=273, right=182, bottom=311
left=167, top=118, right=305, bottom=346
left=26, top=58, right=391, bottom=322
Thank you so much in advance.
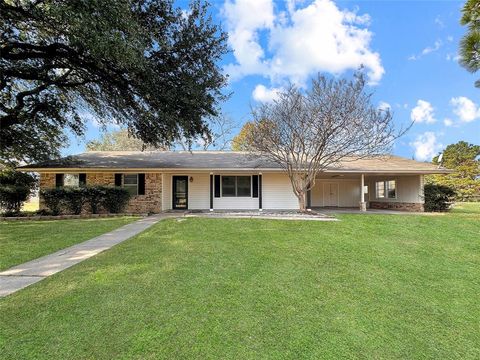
left=223, top=0, right=384, bottom=89
left=434, top=16, right=444, bottom=28
left=410, top=100, right=436, bottom=124
left=410, top=132, right=442, bottom=161
left=252, top=84, right=282, bottom=102
left=409, top=39, right=442, bottom=60
left=378, top=101, right=391, bottom=111
left=450, top=96, right=480, bottom=122
left=443, top=118, right=453, bottom=127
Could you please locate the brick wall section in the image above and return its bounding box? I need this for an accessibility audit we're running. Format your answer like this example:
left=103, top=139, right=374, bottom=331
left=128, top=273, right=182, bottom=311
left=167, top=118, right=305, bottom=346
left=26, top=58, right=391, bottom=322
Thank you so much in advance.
left=369, top=201, right=424, bottom=212
left=39, top=172, right=162, bottom=214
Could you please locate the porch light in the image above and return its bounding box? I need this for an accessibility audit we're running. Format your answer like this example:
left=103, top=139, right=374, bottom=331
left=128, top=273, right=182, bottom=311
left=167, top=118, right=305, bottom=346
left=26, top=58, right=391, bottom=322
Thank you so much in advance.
left=189, top=176, right=193, bottom=182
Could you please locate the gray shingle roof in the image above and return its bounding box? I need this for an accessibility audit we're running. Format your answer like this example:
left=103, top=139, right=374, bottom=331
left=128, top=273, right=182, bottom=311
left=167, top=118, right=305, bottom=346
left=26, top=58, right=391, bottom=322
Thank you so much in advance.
left=19, top=151, right=451, bottom=174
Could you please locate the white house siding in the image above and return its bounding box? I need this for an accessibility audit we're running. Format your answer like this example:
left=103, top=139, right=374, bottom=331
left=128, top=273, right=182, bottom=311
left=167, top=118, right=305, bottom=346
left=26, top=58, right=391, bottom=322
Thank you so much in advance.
left=262, top=173, right=299, bottom=209
left=311, top=180, right=360, bottom=207
left=367, top=175, right=423, bottom=203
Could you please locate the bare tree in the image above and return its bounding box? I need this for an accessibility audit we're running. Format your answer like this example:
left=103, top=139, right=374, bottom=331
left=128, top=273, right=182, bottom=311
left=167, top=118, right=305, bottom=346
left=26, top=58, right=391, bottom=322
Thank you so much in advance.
left=176, top=115, right=237, bottom=151
left=248, top=73, right=408, bottom=211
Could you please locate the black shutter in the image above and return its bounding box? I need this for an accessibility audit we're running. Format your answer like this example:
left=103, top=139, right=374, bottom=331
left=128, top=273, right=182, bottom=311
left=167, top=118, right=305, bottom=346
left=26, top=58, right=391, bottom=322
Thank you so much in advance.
left=214, top=175, right=221, bottom=198
left=55, top=174, right=64, bottom=188
left=114, top=173, right=122, bottom=187
left=79, top=173, right=87, bottom=187
left=138, top=173, right=146, bottom=195
left=252, top=175, right=259, bottom=198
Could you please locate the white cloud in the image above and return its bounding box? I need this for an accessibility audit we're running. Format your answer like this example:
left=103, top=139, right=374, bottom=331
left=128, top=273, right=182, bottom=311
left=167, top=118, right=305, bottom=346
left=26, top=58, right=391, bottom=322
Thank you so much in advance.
left=434, top=16, right=444, bottom=28
left=409, top=39, right=442, bottom=60
left=411, top=132, right=442, bottom=161
left=443, top=118, right=453, bottom=127
left=223, top=0, right=384, bottom=89
left=252, top=84, right=282, bottom=102
left=446, top=53, right=460, bottom=62
left=450, top=96, right=480, bottom=122
left=378, top=101, right=391, bottom=111
left=410, top=100, right=436, bottom=124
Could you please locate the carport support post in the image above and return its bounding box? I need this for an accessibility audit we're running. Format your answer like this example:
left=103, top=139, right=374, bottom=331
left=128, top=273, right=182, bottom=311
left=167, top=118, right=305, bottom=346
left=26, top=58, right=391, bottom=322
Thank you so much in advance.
left=360, top=174, right=367, bottom=211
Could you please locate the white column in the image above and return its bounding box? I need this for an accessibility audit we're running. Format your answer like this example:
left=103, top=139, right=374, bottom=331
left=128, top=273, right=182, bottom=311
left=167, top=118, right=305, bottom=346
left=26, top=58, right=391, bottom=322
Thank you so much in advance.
left=360, top=174, right=366, bottom=211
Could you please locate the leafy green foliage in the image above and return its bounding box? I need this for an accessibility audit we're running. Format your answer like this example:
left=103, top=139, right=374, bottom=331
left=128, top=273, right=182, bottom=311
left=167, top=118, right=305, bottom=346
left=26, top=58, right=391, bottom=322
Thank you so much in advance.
left=0, top=0, right=228, bottom=164
left=460, top=0, right=480, bottom=87
left=41, top=186, right=131, bottom=214
left=101, top=188, right=131, bottom=214
left=231, top=121, right=257, bottom=151
left=0, top=169, right=36, bottom=215
left=428, top=141, right=480, bottom=201
left=40, top=188, right=65, bottom=215
left=424, top=183, right=456, bottom=211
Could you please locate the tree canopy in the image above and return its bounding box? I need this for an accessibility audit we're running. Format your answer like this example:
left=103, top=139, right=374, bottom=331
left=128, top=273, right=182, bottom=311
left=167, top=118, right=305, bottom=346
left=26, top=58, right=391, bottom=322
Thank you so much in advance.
left=231, top=121, right=256, bottom=151
left=429, top=141, right=480, bottom=201
left=0, top=0, right=228, bottom=164
left=460, top=0, right=480, bottom=87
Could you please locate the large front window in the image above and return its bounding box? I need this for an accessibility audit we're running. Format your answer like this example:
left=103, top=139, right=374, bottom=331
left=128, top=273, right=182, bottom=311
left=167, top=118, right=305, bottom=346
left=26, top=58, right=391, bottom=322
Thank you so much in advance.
left=221, top=176, right=251, bottom=197
left=375, top=180, right=396, bottom=199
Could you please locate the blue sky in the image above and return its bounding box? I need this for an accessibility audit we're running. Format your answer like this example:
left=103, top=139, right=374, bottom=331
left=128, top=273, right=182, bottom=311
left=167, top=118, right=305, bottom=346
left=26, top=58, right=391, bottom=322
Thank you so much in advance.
left=68, top=0, right=479, bottom=161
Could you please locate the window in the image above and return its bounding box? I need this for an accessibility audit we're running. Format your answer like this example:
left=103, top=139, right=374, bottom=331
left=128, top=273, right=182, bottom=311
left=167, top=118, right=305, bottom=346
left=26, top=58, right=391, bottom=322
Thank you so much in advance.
left=63, top=174, right=79, bottom=187
left=123, top=174, right=138, bottom=196
left=375, top=180, right=396, bottom=199
left=221, top=176, right=251, bottom=197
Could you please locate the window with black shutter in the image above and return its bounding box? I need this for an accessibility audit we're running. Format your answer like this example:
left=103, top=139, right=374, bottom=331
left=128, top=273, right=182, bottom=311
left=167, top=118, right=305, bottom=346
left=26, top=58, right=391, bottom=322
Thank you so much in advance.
left=55, top=174, right=64, bottom=188
left=252, top=175, right=259, bottom=198
left=214, top=175, right=220, bottom=197
left=79, top=173, right=87, bottom=187
left=114, top=173, right=122, bottom=187
left=138, top=173, right=146, bottom=195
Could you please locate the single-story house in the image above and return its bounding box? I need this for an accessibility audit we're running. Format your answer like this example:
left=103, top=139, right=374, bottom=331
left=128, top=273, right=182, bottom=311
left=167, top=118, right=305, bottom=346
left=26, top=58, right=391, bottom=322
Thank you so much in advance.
left=20, top=151, right=451, bottom=213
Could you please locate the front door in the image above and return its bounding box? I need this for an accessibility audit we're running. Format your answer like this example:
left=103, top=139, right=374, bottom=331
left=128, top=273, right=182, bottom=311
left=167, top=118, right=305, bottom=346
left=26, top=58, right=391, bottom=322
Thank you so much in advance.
left=172, top=176, right=188, bottom=210
left=324, top=183, right=339, bottom=207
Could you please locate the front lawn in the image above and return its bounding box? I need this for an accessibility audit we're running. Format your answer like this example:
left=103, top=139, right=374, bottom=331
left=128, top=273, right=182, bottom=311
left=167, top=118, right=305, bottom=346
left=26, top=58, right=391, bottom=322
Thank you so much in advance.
left=0, top=208, right=479, bottom=359
left=0, top=217, right=139, bottom=271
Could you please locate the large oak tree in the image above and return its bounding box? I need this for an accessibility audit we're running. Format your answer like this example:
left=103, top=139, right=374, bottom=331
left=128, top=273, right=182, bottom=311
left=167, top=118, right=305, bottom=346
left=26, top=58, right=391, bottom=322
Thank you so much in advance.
left=0, top=0, right=228, bottom=164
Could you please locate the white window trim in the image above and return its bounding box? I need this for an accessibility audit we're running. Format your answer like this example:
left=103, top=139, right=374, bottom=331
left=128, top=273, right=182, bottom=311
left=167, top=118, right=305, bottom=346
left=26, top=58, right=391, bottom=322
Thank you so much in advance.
left=220, top=175, right=252, bottom=198
left=375, top=179, right=397, bottom=200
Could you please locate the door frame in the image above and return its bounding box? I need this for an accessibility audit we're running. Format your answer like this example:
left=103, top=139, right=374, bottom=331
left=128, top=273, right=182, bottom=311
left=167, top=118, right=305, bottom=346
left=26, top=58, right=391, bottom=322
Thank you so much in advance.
left=323, top=182, right=339, bottom=207
left=172, top=176, right=189, bottom=210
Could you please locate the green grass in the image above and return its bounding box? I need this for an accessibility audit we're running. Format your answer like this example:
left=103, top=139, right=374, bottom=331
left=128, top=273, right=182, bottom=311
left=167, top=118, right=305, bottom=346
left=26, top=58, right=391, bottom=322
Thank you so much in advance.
left=1, top=208, right=479, bottom=359
left=0, top=217, right=139, bottom=271
left=452, top=201, right=480, bottom=214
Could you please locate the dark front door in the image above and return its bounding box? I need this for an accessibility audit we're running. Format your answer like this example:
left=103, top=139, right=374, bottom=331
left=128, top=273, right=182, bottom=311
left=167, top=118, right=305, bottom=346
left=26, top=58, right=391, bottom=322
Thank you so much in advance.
left=172, top=176, right=188, bottom=210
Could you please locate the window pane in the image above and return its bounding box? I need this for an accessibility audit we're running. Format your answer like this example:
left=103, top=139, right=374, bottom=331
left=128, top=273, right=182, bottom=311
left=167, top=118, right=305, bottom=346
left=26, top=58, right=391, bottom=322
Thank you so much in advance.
left=124, top=185, right=138, bottom=196
left=64, top=174, right=79, bottom=187
left=387, top=180, right=396, bottom=198
left=222, top=176, right=236, bottom=196
left=376, top=181, right=385, bottom=198
left=237, top=176, right=251, bottom=197
left=124, top=174, right=138, bottom=185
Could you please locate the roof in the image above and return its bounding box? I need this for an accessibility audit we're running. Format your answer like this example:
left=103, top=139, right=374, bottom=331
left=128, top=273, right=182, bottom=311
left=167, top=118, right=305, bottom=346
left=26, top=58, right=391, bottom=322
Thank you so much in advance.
left=19, top=151, right=451, bottom=174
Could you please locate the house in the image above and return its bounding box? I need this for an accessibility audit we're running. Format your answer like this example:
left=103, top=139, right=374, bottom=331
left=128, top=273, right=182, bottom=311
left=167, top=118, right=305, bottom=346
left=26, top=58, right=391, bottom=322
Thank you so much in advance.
left=20, top=151, right=451, bottom=213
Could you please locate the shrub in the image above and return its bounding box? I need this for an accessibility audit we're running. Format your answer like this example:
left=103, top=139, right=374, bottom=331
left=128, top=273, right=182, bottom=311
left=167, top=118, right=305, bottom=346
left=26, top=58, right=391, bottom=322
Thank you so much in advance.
left=41, top=188, right=66, bottom=215
left=424, top=183, right=456, bottom=212
left=102, top=187, right=131, bottom=213
left=0, top=169, right=36, bottom=215
left=62, top=187, right=88, bottom=215
left=85, top=186, right=107, bottom=214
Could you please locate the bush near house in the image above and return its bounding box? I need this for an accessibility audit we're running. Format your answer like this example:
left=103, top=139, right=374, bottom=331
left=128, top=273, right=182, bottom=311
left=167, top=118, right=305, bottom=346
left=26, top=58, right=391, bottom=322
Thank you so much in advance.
left=0, top=169, right=36, bottom=215
left=424, top=183, right=456, bottom=212
left=40, top=186, right=130, bottom=215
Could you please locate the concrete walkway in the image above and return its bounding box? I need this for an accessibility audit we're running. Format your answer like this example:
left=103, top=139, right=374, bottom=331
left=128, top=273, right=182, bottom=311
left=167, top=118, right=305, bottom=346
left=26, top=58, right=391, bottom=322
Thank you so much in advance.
left=0, top=214, right=170, bottom=297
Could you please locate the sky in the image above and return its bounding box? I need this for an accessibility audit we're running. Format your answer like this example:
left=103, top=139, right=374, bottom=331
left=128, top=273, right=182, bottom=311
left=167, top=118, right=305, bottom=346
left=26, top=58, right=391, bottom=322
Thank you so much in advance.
left=68, top=0, right=480, bottom=162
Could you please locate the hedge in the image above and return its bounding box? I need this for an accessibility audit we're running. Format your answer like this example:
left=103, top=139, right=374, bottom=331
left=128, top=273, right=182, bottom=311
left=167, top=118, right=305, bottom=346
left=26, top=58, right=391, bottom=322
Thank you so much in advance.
left=40, top=186, right=130, bottom=215
left=424, top=183, right=456, bottom=212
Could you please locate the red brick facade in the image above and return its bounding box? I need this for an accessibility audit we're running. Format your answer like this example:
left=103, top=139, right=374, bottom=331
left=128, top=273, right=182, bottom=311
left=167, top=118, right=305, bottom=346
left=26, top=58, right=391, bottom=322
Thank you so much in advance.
left=369, top=201, right=424, bottom=212
left=39, top=172, right=162, bottom=214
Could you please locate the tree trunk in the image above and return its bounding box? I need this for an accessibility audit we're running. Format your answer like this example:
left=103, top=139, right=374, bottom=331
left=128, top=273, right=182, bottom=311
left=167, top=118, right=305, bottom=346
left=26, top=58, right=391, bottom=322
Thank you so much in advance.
left=297, top=191, right=306, bottom=212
